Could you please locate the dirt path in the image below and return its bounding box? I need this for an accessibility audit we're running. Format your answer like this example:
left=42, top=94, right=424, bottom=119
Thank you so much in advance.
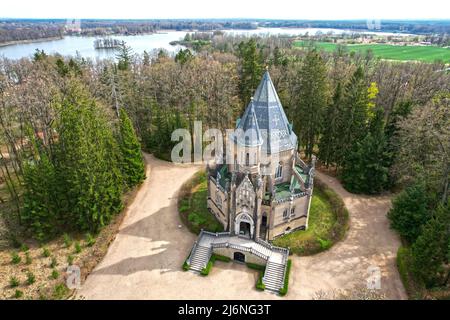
left=77, top=155, right=406, bottom=300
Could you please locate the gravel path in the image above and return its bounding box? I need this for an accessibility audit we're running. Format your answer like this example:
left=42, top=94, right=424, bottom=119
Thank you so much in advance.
left=77, top=155, right=406, bottom=299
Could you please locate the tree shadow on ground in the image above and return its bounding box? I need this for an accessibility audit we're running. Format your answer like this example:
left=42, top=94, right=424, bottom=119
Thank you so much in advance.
left=91, top=204, right=196, bottom=276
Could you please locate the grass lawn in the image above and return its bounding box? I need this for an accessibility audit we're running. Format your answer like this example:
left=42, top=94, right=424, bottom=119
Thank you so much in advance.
left=273, top=178, right=349, bottom=255
left=293, top=41, right=450, bottom=63
left=178, top=171, right=224, bottom=234
left=273, top=188, right=334, bottom=252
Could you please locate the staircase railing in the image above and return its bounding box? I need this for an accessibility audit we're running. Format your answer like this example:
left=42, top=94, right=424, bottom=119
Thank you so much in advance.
left=211, top=242, right=269, bottom=261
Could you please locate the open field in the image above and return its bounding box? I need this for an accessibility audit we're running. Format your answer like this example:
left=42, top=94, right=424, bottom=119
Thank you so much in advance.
left=293, top=41, right=450, bottom=63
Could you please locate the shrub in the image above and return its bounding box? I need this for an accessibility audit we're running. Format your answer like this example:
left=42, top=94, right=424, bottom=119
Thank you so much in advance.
left=317, top=238, right=332, bottom=250
left=50, top=269, right=60, bottom=280
left=188, top=213, right=207, bottom=226
left=11, top=252, right=21, bottom=264
left=63, top=233, right=72, bottom=248
left=200, top=257, right=215, bottom=276
left=14, top=290, right=23, bottom=299
left=50, top=257, right=58, bottom=268
left=67, top=255, right=74, bottom=265
left=20, top=244, right=29, bottom=252
left=25, top=252, right=32, bottom=265
left=85, top=233, right=96, bottom=247
left=213, top=254, right=231, bottom=263
left=256, top=272, right=265, bottom=291
left=53, top=283, right=69, bottom=299
left=387, top=181, right=430, bottom=243
left=74, top=242, right=82, bottom=254
left=9, top=276, right=19, bottom=288
left=182, top=260, right=190, bottom=271
left=246, top=263, right=265, bottom=271
left=42, top=247, right=51, bottom=258
left=26, top=272, right=36, bottom=285
left=279, top=260, right=292, bottom=296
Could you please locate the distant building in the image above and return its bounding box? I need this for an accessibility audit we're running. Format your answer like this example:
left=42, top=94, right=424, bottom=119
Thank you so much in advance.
left=65, top=19, right=81, bottom=33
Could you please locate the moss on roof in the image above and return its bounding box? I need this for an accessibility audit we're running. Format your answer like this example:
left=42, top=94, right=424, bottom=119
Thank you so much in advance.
left=218, top=165, right=231, bottom=189
left=295, top=165, right=309, bottom=185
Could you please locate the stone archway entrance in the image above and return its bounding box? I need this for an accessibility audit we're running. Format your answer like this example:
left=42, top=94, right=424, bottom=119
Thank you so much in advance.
left=239, top=221, right=251, bottom=238
left=234, top=212, right=254, bottom=239
left=233, top=252, right=245, bottom=263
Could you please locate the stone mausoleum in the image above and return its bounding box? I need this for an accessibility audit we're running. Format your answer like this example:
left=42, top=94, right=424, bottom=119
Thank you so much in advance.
left=186, top=70, right=315, bottom=293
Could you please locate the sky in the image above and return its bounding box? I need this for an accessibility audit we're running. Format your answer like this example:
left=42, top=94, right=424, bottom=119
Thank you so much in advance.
left=2, top=0, right=450, bottom=20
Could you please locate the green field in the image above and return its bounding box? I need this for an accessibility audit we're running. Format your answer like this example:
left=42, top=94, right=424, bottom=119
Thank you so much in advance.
left=293, top=41, right=450, bottom=63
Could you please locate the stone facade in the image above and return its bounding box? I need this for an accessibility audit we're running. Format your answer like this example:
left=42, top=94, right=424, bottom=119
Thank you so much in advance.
left=206, top=71, right=315, bottom=242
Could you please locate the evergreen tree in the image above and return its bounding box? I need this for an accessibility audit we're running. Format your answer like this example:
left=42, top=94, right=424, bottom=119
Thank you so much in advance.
left=319, top=82, right=343, bottom=167
left=116, top=41, right=133, bottom=71
left=387, top=180, right=431, bottom=243
left=237, top=39, right=263, bottom=105
left=336, top=67, right=369, bottom=169
left=341, top=83, right=388, bottom=194
left=294, top=50, right=328, bottom=160
left=175, top=49, right=193, bottom=65
left=412, top=204, right=450, bottom=287
left=22, top=153, right=59, bottom=241
left=118, top=108, right=146, bottom=187
left=55, top=81, right=124, bottom=232
left=143, top=50, right=150, bottom=66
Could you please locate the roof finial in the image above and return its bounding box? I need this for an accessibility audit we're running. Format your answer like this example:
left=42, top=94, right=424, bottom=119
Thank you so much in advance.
left=265, top=65, right=269, bottom=71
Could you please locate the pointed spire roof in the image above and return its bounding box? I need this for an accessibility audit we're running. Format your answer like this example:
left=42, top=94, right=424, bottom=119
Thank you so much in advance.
left=242, top=70, right=297, bottom=153
left=234, top=98, right=263, bottom=147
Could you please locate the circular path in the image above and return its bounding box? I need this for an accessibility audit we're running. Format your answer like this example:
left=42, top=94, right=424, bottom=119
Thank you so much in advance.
left=77, top=154, right=406, bottom=299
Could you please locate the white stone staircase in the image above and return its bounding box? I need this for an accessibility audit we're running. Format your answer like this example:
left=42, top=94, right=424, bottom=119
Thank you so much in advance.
left=188, top=245, right=211, bottom=272
left=263, top=260, right=285, bottom=292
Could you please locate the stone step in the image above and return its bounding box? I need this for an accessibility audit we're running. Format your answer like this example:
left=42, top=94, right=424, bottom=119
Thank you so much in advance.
left=188, top=245, right=211, bottom=271
left=263, top=261, right=286, bottom=292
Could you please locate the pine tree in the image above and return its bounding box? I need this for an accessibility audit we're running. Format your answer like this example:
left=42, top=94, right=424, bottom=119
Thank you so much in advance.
left=55, top=81, right=124, bottom=232
left=319, top=82, right=343, bottom=167
left=341, top=84, right=388, bottom=194
left=336, top=67, right=369, bottom=169
left=294, top=50, right=329, bottom=160
left=412, top=204, right=450, bottom=287
left=116, top=42, right=133, bottom=71
left=118, top=108, right=146, bottom=187
left=387, top=180, right=431, bottom=243
left=22, top=153, right=59, bottom=241
left=237, top=39, right=263, bottom=105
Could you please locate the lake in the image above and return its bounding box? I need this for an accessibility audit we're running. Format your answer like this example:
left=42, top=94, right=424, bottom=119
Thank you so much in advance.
left=0, top=27, right=412, bottom=60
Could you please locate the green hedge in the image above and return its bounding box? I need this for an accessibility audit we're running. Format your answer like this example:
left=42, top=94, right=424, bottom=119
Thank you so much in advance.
left=256, top=272, right=265, bottom=291
left=279, top=260, right=292, bottom=296
left=213, top=254, right=231, bottom=263
left=182, top=259, right=190, bottom=271
left=246, top=262, right=266, bottom=271
left=200, top=259, right=214, bottom=276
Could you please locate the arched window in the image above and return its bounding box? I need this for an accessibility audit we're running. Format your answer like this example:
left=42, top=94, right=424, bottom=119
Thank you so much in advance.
left=275, top=162, right=283, bottom=179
